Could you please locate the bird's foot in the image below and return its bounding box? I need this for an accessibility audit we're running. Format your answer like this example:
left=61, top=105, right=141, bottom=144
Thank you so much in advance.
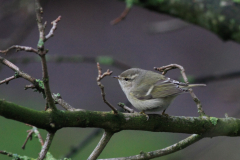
left=161, top=109, right=169, bottom=117
left=140, top=111, right=149, bottom=121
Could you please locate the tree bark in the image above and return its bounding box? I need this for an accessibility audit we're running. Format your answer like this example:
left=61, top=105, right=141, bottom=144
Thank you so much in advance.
left=1, top=99, right=240, bottom=137
left=118, top=0, right=240, bottom=43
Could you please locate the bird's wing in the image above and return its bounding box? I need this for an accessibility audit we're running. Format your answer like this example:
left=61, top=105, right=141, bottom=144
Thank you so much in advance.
left=152, top=78, right=188, bottom=98
left=132, top=78, right=187, bottom=100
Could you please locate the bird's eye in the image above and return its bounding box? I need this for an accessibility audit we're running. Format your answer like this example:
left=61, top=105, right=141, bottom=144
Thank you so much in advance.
left=124, top=78, right=130, bottom=81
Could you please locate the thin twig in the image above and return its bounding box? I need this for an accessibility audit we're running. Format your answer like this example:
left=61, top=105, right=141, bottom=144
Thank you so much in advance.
left=45, top=16, right=61, bottom=41
left=0, top=150, right=34, bottom=160
left=63, top=103, right=132, bottom=159
left=188, top=89, right=206, bottom=116
left=96, top=62, right=118, bottom=114
left=99, top=134, right=203, bottom=160
left=0, top=56, right=35, bottom=84
left=40, top=53, right=57, bottom=110
left=22, top=130, right=34, bottom=149
left=111, top=7, right=131, bottom=25
left=33, top=127, right=45, bottom=146
left=25, top=124, right=45, bottom=146
left=87, top=130, right=114, bottom=160
left=97, top=63, right=113, bottom=81
left=0, top=56, right=20, bottom=71
left=0, top=56, right=47, bottom=97
left=0, top=76, right=16, bottom=85
left=37, top=132, right=55, bottom=160
left=154, top=64, right=188, bottom=82
left=118, top=102, right=135, bottom=113
left=35, top=0, right=56, bottom=111
left=0, top=45, right=38, bottom=55
left=154, top=64, right=206, bottom=116
left=0, top=151, right=14, bottom=157
left=52, top=93, right=83, bottom=111
left=24, top=84, right=36, bottom=90
left=35, top=0, right=45, bottom=49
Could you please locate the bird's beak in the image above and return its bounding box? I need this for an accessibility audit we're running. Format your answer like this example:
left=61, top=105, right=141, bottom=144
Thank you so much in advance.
left=112, top=76, right=119, bottom=79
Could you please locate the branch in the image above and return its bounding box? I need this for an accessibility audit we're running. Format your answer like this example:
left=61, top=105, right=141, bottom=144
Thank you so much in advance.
left=37, top=132, right=55, bottom=160
left=116, top=0, right=240, bottom=43
left=5, top=56, right=240, bottom=84
left=111, top=0, right=133, bottom=25
left=0, top=150, right=34, bottom=160
left=88, top=130, right=114, bottom=160
left=22, top=130, right=34, bottom=150
left=0, top=56, right=46, bottom=96
left=118, top=102, right=135, bottom=113
left=22, top=125, right=45, bottom=150
left=52, top=93, right=83, bottom=111
left=111, top=7, right=131, bottom=25
left=35, top=0, right=45, bottom=49
left=45, top=16, right=61, bottom=41
left=63, top=102, right=132, bottom=158
left=154, top=64, right=206, bottom=116
left=1, top=99, right=240, bottom=137
left=35, top=0, right=56, bottom=111
left=0, top=75, right=17, bottom=85
left=188, top=89, right=206, bottom=116
left=100, top=134, right=203, bottom=160
left=96, top=62, right=118, bottom=114
left=0, top=56, right=35, bottom=84
left=26, top=124, right=45, bottom=146
left=0, top=45, right=38, bottom=55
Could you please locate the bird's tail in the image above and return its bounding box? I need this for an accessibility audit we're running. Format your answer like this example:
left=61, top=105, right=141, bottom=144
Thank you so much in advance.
left=188, top=84, right=206, bottom=88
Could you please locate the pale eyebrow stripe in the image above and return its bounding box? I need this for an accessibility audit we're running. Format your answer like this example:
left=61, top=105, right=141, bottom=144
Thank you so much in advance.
left=130, top=74, right=139, bottom=79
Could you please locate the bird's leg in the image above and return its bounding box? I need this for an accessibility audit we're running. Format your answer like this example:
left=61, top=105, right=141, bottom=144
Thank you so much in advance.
left=140, top=111, right=149, bottom=121
left=161, top=109, right=169, bottom=117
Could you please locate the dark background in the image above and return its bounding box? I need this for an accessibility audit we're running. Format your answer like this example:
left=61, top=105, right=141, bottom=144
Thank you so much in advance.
left=1, top=0, right=240, bottom=159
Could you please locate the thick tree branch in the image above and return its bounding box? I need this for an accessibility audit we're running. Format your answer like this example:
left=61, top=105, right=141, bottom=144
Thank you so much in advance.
left=88, top=130, right=114, bottom=160
left=117, top=0, right=240, bottom=43
left=1, top=99, right=240, bottom=137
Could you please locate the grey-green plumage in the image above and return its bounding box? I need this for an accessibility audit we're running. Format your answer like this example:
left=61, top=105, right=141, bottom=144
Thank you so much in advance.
left=116, top=68, right=206, bottom=113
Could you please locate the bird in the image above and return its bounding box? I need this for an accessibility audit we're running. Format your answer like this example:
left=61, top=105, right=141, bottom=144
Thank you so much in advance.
left=114, top=68, right=206, bottom=116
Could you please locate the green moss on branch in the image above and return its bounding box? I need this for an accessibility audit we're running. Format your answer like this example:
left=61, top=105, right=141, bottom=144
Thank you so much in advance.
left=118, top=0, right=240, bottom=43
left=1, top=100, right=240, bottom=137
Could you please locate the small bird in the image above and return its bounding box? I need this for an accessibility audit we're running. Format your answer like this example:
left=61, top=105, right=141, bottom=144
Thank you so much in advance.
left=114, top=68, right=206, bottom=116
